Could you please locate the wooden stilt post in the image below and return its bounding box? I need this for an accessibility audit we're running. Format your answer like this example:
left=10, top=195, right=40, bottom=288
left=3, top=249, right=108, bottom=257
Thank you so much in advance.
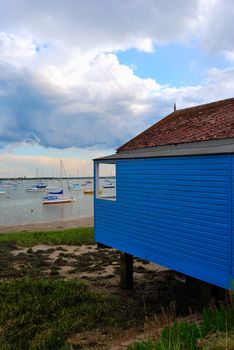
left=199, top=281, right=213, bottom=307
left=97, top=242, right=109, bottom=249
left=212, top=286, right=229, bottom=305
left=200, top=281, right=228, bottom=307
left=120, top=252, right=133, bottom=289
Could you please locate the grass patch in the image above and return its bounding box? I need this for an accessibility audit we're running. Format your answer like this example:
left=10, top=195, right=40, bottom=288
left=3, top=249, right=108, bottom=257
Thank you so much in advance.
left=201, top=331, right=234, bottom=349
left=128, top=302, right=234, bottom=350
left=0, top=278, right=110, bottom=350
left=0, top=227, right=94, bottom=246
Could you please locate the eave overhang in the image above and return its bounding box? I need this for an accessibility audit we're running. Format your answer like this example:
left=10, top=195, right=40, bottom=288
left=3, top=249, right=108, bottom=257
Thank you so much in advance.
left=93, top=138, right=234, bottom=162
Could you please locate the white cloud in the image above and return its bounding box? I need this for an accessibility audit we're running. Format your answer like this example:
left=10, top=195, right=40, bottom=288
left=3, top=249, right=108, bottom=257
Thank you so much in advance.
left=0, top=51, right=163, bottom=149
left=0, top=32, right=37, bottom=67
left=0, top=48, right=233, bottom=153
left=0, top=0, right=232, bottom=60
left=0, top=0, right=203, bottom=53
left=225, top=51, right=234, bottom=63
left=0, top=0, right=233, bottom=159
left=198, top=0, right=234, bottom=54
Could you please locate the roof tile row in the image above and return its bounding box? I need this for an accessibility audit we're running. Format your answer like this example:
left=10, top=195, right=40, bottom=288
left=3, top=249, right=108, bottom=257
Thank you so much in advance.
left=118, top=98, right=234, bottom=152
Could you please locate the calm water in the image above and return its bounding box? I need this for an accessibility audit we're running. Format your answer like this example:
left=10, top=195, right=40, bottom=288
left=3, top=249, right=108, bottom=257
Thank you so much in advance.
left=0, top=179, right=95, bottom=226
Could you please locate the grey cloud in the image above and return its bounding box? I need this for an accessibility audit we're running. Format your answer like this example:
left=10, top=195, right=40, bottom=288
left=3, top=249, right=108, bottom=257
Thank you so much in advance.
left=0, top=1, right=232, bottom=57
left=199, top=0, right=234, bottom=54
left=0, top=0, right=201, bottom=50
left=1, top=60, right=234, bottom=151
left=0, top=0, right=233, bottom=152
left=0, top=62, right=149, bottom=149
left=24, top=132, right=40, bottom=145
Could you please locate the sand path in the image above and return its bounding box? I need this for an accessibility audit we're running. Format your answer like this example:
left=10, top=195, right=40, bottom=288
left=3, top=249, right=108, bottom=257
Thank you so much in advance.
left=0, top=216, right=93, bottom=233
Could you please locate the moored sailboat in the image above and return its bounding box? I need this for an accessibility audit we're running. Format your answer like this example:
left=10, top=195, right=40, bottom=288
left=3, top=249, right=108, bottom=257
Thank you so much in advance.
left=68, top=183, right=82, bottom=191
left=42, top=160, right=74, bottom=204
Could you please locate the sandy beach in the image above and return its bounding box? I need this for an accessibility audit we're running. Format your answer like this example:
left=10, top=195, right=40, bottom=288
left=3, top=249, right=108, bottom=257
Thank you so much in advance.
left=0, top=237, right=200, bottom=350
left=0, top=216, right=93, bottom=233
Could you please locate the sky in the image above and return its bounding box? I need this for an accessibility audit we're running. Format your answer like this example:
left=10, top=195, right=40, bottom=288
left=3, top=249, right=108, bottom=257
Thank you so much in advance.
left=0, top=0, right=234, bottom=177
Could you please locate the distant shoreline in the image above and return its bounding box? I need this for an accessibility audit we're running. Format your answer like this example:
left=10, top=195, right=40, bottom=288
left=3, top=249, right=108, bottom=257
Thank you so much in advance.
left=0, top=216, right=94, bottom=233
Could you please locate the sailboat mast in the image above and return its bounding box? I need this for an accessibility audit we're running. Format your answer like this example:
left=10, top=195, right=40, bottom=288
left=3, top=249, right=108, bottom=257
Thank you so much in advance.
left=61, top=160, right=71, bottom=190
left=60, top=160, right=62, bottom=179
left=60, top=159, right=63, bottom=189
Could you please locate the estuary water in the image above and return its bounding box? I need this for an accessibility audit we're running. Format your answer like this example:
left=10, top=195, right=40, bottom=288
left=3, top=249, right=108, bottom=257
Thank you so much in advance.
left=0, top=179, right=95, bottom=226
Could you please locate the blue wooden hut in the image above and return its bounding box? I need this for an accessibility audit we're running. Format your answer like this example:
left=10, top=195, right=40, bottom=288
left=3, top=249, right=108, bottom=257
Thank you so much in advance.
left=94, top=98, right=234, bottom=290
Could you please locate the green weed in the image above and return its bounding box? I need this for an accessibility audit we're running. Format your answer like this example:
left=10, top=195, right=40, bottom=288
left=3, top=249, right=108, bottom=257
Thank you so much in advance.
left=0, top=278, right=108, bottom=350
left=128, top=299, right=234, bottom=350
left=128, top=338, right=157, bottom=349
left=201, top=304, right=234, bottom=335
left=0, top=227, right=94, bottom=246
left=157, top=321, right=201, bottom=350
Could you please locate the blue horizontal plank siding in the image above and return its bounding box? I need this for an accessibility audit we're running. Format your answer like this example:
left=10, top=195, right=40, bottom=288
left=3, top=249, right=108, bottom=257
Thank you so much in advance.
left=231, top=155, right=234, bottom=286
left=94, top=154, right=233, bottom=289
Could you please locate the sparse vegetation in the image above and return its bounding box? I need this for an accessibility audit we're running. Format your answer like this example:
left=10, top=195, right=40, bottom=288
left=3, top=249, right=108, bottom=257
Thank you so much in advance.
left=0, top=278, right=110, bottom=350
left=0, top=227, right=94, bottom=246
left=128, top=301, right=234, bottom=350
left=1, top=229, right=234, bottom=349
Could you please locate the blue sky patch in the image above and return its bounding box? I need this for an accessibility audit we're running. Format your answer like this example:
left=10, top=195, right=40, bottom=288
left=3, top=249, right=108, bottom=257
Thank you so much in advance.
left=117, top=43, right=229, bottom=87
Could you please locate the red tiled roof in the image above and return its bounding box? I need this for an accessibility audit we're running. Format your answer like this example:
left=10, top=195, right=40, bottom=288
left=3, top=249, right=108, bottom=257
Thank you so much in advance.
left=117, top=98, right=234, bottom=152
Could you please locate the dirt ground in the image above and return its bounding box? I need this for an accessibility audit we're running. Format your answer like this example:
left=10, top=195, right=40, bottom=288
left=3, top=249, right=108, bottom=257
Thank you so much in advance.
left=0, top=216, right=94, bottom=233
left=0, top=240, right=205, bottom=349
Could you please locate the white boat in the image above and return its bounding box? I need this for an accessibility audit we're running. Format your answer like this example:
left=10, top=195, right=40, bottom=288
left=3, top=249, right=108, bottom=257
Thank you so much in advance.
left=36, top=181, right=47, bottom=189
left=25, top=187, right=41, bottom=192
left=42, top=190, right=74, bottom=204
left=69, top=183, right=82, bottom=191
left=2, top=182, right=18, bottom=189
left=26, top=180, right=47, bottom=192
left=42, top=160, right=74, bottom=204
left=103, top=182, right=115, bottom=189
left=43, top=198, right=73, bottom=204
left=0, top=190, right=6, bottom=195
left=46, top=184, right=58, bottom=190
